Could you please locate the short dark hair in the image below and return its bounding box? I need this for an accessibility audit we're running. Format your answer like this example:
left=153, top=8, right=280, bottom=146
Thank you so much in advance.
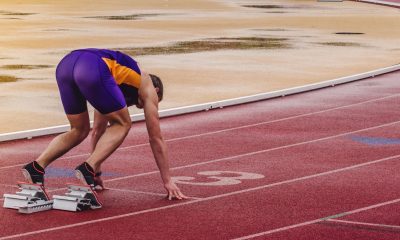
left=149, top=74, right=163, bottom=102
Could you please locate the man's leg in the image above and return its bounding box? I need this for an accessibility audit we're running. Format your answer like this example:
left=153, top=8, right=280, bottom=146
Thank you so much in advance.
left=36, top=111, right=90, bottom=168
left=22, top=111, right=90, bottom=184
left=91, top=110, right=108, bottom=152
left=86, top=107, right=131, bottom=172
left=75, top=107, right=131, bottom=186
left=71, top=52, right=132, bottom=185
left=90, top=110, right=109, bottom=189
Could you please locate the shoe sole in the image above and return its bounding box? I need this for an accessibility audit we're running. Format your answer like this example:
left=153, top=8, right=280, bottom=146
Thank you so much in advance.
left=21, top=169, right=33, bottom=184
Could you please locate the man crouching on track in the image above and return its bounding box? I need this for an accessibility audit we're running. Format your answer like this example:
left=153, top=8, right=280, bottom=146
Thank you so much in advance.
left=21, top=48, right=187, bottom=201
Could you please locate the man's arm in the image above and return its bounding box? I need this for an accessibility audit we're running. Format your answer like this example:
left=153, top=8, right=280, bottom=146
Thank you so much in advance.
left=141, top=80, right=187, bottom=200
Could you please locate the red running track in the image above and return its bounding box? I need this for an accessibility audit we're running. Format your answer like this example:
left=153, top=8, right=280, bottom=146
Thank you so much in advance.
left=0, top=69, right=399, bottom=239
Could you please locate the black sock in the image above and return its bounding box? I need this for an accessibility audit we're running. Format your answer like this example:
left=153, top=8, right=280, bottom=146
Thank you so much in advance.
left=33, top=161, right=45, bottom=173
left=84, top=162, right=95, bottom=175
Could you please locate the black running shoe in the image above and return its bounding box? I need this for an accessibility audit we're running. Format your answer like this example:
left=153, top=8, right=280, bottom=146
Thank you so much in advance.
left=75, top=162, right=95, bottom=187
left=22, top=161, right=45, bottom=185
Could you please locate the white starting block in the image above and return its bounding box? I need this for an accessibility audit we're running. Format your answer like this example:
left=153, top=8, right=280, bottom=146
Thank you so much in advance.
left=53, top=184, right=102, bottom=212
left=3, top=182, right=53, bottom=214
left=3, top=183, right=102, bottom=213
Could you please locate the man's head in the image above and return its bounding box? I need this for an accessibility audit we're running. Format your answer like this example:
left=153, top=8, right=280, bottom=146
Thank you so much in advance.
left=149, top=74, right=163, bottom=102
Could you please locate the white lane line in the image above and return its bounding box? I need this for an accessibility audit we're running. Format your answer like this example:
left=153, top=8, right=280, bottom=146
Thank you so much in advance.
left=0, top=153, right=399, bottom=240
left=106, top=187, right=203, bottom=200
left=231, top=198, right=400, bottom=240
left=326, top=219, right=400, bottom=230
left=1, top=93, right=399, bottom=171
left=104, top=119, right=400, bottom=183
left=355, top=0, right=400, bottom=8
left=106, top=187, right=167, bottom=197
left=1, top=119, right=399, bottom=203
left=2, top=118, right=399, bottom=195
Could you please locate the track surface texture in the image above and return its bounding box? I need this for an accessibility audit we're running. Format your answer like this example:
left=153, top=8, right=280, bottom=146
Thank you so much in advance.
left=1, top=69, right=400, bottom=239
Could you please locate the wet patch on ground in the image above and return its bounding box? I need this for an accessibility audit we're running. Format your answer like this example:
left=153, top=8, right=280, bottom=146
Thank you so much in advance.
left=117, top=37, right=290, bottom=56
left=1, top=64, right=53, bottom=70
left=42, top=28, right=88, bottom=33
left=243, top=3, right=335, bottom=13
left=315, top=42, right=363, bottom=47
left=242, top=4, right=326, bottom=10
left=265, top=11, right=288, bottom=14
left=253, top=28, right=290, bottom=32
left=0, top=75, right=18, bottom=83
left=43, top=28, right=73, bottom=32
left=0, top=11, right=36, bottom=16
left=0, top=11, right=36, bottom=20
left=85, top=13, right=166, bottom=20
left=335, top=32, right=364, bottom=35
left=242, top=5, right=285, bottom=9
left=0, top=17, right=21, bottom=20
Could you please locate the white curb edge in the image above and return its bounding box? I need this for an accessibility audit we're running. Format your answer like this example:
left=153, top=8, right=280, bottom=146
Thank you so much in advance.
left=1, top=64, right=399, bottom=142
left=351, top=0, right=400, bottom=8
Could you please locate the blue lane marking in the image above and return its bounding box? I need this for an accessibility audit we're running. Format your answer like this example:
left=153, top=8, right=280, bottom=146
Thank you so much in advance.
left=44, top=167, right=123, bottom=178
left=350, top=135, right=400, bottom=146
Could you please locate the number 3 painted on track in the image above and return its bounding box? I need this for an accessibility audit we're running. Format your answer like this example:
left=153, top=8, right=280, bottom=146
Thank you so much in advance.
left=172, top=171, right=264, bottom=186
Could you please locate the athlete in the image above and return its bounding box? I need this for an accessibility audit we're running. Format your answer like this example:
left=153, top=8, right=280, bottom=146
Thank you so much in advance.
left=21, top=48, right=187, bottom=200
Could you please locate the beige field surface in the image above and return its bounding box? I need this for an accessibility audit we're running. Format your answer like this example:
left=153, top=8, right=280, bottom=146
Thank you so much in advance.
left=0, top=0, right=399, bottom=133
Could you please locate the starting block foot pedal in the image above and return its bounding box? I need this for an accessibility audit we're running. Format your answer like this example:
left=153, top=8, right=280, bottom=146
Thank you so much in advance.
left=53, top=184, right=102, bottom=212
left=3, top=182, right=53, bottom=214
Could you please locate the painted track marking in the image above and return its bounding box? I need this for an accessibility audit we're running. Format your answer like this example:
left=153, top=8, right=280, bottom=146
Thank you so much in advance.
left=1, top=93, right=399, bottom=171
left=0, top=153, right=399, bottom=240
left=106, top=187, right=203, bottom=200
left=105, top=187, right=167, bottom=197
left=103, top=119, right=400, bottom=183
left=1, top=119, right=399, bottom=201
left=325, top=219, right=400, bottom=231
left=172, top=171, right=264, bottom=186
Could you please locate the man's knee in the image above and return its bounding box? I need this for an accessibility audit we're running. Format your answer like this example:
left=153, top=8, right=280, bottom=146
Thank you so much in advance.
left=122, top=118, right=132, bottom=130
left=107, top=108, right=132, bottom=132
left=91, top=126, right=106, bottom=139
left=112, top=117, right=131, bottom=133
left=71, top=124, right=90, bottom=142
